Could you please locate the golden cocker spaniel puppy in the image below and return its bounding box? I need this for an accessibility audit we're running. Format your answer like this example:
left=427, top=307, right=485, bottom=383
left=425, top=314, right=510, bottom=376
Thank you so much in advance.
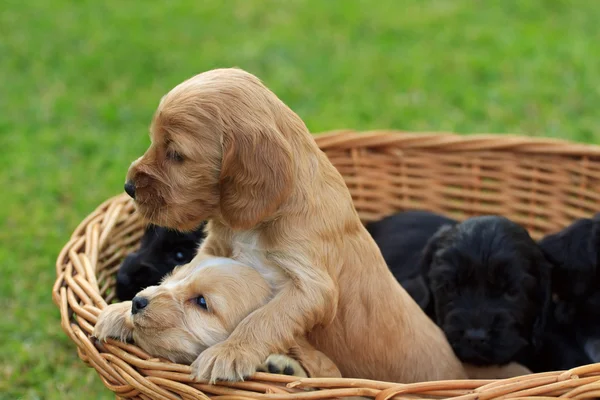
left=124, top=68, right=466, bottom=383
left=94, top=255, right=340, bottom=379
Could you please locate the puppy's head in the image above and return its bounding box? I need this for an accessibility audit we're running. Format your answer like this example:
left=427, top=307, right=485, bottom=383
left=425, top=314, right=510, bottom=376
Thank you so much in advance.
left=421, top=216, right=552, bottom=365
left=95, top=255, right=271, bottom=364
left=115, top=222, right=206, bottom=301
left=539, top=214, right=600, bottom=335
left=125, top=68, right=304, bottom=231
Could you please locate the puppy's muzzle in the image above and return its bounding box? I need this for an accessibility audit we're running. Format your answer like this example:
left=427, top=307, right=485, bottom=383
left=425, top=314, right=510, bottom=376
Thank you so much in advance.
left=124, top=180, right=136, bottom=199
left=132, top=296, right=149, bottom=314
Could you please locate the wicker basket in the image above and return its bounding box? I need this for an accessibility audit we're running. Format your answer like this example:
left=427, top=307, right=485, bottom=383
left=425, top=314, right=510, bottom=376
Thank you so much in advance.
left=54, top=130, right=600, bottom=400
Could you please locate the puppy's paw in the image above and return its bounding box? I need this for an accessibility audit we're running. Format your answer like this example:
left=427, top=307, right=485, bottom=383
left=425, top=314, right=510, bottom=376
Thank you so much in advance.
left=93, top=301, right=133, bottom=342
left=191, top=340, right=264, bottom=383
left=256, top=354, right=308, bottom=378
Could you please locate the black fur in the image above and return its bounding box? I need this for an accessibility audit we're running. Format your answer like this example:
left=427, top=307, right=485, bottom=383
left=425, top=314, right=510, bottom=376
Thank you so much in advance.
left=369, top=211, right=597, bottom=372
left=525, top=313, right=591, bottom=372
left=115, top=222, right=206, bottom=301
left=421, top=216, right=552, bottom=368
left=538, top=214, right=600, bottom=367
left=365, top=210, right=457, bottom=310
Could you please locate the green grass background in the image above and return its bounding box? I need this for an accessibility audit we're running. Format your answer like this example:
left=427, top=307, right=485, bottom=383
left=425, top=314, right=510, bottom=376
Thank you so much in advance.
left=2, top=0, right=600, bottom=398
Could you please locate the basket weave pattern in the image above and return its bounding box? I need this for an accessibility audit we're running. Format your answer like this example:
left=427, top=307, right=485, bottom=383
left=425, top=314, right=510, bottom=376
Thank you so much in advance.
left=54, top=130, right=600, bottom=399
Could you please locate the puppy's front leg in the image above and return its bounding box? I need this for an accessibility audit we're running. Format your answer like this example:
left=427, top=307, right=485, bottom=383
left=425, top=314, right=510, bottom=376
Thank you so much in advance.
left=191, top=273, right=337, bottom=383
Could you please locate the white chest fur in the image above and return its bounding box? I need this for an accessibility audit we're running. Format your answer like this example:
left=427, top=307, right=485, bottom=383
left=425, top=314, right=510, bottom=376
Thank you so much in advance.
left=231, top=231, right=288, bottom=290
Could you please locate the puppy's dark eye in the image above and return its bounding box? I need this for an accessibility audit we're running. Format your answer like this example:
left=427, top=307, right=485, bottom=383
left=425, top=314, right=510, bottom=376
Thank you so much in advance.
left=174, top=251, right=185, bottom=262
left=167, top=149, right=184, bottom=162
left=195, top=295, right=208, bottom=310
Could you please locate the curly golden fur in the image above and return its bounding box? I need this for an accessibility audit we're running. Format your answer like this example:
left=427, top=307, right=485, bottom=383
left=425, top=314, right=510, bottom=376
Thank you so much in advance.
left=125, top=68, right=466, bottom=383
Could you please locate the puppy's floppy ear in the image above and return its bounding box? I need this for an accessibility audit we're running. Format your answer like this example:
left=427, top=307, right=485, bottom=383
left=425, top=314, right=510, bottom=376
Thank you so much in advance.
left=538, top=231, right=564, bottom=272
left=531, top=251, right=553, bottom=349
left=219, top=126, right=294, bottom=230
left=93, top=302, right=134, bottom=343
left=420, top=224, right=455, bottom=318
left=420, top=224, right=456, bottom=280
left=402, top=276, right=431, bottom=310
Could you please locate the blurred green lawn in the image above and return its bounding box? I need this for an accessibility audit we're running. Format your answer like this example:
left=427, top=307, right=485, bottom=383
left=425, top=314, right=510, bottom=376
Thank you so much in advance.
left=2, top=0, right=600, bottom=398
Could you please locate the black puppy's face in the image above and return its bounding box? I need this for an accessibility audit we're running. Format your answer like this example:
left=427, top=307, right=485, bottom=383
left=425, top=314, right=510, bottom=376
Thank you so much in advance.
left=115, top=222, right=206, bottom=301
left=539, top=215, right=600, bottom=338
left=422, top=216, right=551, bottom=366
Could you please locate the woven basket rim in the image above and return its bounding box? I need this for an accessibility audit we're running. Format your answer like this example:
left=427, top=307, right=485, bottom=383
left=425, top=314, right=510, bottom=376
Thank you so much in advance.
left=314, top=129, right=600, bottom=156
left=54, top=130, right=600, bottom=400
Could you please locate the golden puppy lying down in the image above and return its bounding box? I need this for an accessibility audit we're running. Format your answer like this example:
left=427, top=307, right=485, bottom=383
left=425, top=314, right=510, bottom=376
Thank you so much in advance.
left=124, top=67, right=467, bottom=383
left=93, top=255, right=341, bottom=379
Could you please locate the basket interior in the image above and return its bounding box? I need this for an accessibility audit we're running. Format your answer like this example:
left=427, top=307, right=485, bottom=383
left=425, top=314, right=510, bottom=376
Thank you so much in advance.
left=319, top=133, right=600, bottom=239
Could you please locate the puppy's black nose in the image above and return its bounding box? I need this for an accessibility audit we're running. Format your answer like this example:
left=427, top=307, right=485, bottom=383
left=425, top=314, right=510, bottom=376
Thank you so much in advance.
left=124, top=180, right=136, bottom=199
left=464, top=328, right=488, bottom=344
left=131, top=296, right=148, bottom=314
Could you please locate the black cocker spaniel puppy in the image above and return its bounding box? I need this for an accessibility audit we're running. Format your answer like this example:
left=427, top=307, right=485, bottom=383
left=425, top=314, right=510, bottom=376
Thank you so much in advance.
left=421, top=215, right=552, bottom=368
left=538, top=214, right=600, bottom=366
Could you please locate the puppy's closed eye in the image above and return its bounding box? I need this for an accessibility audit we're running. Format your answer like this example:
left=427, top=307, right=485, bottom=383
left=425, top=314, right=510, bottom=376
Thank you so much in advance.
left=430, top=274, right=455, bottom=294
left=167, top=149, right=184, bottom=163
left=487, top=271, right=517, bottom=298
left=429, top=266, right=459, bottom=294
